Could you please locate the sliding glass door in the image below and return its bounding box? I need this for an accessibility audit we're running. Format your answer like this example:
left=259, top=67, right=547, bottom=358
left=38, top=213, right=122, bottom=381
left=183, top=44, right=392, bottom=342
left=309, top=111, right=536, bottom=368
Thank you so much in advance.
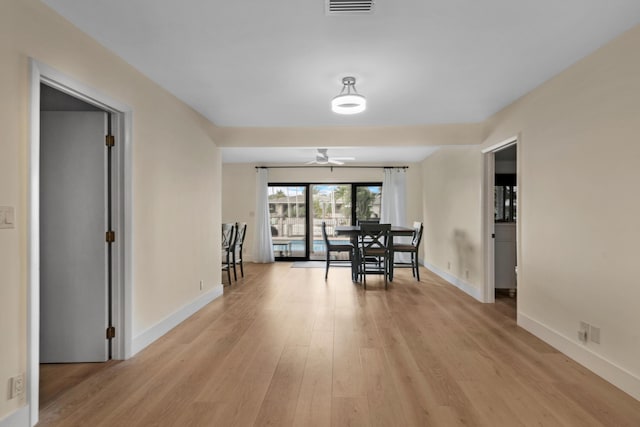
left=355, top=184, right=382, bottom=222
left=268, top=185, right=307, bottom=260
left=310, top=185, right=352, bottom=261
left=268, top=182, right=382, bottom=261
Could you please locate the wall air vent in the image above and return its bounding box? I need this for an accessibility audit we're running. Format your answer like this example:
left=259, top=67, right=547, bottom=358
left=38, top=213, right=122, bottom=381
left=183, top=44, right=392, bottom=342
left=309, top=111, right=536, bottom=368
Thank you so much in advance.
left=326, top=0, right=375, bottom=15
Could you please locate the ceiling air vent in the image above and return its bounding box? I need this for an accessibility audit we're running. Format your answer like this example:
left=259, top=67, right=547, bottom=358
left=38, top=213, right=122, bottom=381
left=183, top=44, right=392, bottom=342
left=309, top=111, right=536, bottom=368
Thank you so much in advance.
left=326, top=0, right=375, bottom=15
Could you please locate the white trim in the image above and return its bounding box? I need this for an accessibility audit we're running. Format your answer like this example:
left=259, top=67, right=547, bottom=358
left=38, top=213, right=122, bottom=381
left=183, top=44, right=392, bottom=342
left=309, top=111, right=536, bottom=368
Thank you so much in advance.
left=28, top=59, right=134, bottom=426
left=27, top=59, right=41, bottom=427
left=423, top=261, right=484, bottom=302
left=0, top=406, right=29, bottom=427
left=482, top=151, right=496, bottom=303
left=518, top=312, right=640, bottom=401
left=481, top=135, right=518, bottom=154
left=131, top=285, right=224, bottom=355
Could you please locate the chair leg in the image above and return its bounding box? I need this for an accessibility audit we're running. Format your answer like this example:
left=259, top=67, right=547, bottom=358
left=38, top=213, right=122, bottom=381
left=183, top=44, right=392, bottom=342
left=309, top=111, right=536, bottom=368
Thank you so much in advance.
left=384, top=255, right=388, bottom=290
left=226, top=254, right=231, bottom=285
left=410, top=252, right=416, bottom=278
left=239, top=256, right=244, bottom=278
left=325, top=252, right=330, bottom=280
left=414, top=252, right=420, bottom=281
left=362, top=254, right=367, bottom=290
left=231, top=252, right=237, bottom=281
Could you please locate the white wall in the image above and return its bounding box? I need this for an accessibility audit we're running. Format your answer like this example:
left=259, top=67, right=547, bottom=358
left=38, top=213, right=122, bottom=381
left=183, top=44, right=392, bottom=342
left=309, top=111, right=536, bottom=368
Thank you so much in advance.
left=222, top=163, right=424, bottom=262
left=0, top=0, right=221, bottom=420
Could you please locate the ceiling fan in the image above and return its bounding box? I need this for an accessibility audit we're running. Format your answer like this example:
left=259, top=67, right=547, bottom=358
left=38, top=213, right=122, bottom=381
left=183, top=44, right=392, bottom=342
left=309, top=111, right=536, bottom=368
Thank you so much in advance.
left=306, top=148, right=355, bottom=165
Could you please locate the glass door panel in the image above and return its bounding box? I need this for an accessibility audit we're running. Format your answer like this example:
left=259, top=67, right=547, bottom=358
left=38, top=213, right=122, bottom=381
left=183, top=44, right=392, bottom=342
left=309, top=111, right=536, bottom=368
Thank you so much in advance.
left=268, top=185, right=307, bottom=259
left=310, top=184, right=352, bottom=261
left=355, top=185, right=382, bottom=222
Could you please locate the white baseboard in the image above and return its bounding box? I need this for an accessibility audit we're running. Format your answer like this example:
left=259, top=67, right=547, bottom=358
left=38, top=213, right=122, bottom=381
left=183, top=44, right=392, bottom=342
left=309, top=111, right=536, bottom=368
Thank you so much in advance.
left=132, top=285, right=223, bottom=356
left=518, top=312, right=640, bottom=401
left=0, top=405, right=29, bottom=427
left=423, top=261, right=484, bottom=302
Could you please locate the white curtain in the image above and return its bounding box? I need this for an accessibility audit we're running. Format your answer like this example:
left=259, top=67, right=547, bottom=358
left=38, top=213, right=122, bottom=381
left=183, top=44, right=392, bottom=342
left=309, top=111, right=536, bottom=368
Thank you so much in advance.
left=253, top=168, right=274, bottom=263
left=381, top=168, right=407, bottom=226
left=380, top=168, right=410, bottom=262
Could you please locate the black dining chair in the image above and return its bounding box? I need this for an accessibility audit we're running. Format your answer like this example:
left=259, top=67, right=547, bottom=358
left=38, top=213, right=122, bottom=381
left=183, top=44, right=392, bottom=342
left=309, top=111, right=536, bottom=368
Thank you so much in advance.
left=322, top=222, right=354, bottom=280
left=356, top=219, right=380, bottom=225
left=358, top=223, right=391, bottom=289
left=392, top=221, right=423, bottom=281
left=232, top=222, right=247, bottom=279
left=221, top=223, right=236, bottom=284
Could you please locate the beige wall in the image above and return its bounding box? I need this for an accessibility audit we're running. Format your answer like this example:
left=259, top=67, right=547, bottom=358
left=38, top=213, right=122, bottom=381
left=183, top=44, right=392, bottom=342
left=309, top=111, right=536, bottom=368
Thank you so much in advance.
left=421, top=24, right=640, bottom=389
left=222, top=163, right=423, bottom=262
left=485, top=24, right=640, bottom=377
left=215, top=124, right=483, bottom=147
left=0, top=0, right=221, bottom=419
left=421, top=148, right=483, bottom=289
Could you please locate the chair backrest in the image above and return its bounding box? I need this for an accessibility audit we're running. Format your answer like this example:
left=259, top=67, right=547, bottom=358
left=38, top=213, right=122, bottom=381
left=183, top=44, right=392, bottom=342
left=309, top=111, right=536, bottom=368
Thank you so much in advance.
left=222, top=223, right=235, bottom=249
left=321, top=221, right=330, bottom=246
left=359, top=223, right=391, bottom=251
left=357, top=219, right=380, bottom=225
left=235, top=222, right=247, bottom=248
left=411, top=221, right=424, bottom=247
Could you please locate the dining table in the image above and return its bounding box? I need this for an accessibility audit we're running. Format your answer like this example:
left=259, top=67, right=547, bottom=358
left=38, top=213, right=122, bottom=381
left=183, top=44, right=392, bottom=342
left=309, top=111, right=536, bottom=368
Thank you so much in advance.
left=334, top=225, right=415, bottom=282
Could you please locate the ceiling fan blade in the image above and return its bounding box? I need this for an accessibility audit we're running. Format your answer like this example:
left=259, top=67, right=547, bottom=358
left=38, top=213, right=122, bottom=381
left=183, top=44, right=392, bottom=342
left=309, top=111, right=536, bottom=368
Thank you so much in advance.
left=328, top=159, right=344, bottom=165
left=330, top=157, right=356, bottom=161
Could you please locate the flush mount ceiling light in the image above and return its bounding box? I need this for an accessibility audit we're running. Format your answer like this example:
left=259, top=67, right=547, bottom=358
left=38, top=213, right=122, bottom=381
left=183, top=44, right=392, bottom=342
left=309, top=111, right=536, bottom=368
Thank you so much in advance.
left=331, top=76, right=366, bottom=115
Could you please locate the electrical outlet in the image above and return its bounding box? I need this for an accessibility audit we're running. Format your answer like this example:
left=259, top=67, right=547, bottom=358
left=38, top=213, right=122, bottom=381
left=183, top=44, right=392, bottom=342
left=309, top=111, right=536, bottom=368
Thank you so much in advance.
left=0, top=206, right=15, bottom=229
left=9, top=374, right=25, bottom=399
left=578, top=321, right=589, bottom=343
left=199, top=280, right=203, bottom=290
left=447, top=261, right=451, bottom=270
left=590, top=325, right=600, bottom=344
left=465, top=269, right=469, bottom=279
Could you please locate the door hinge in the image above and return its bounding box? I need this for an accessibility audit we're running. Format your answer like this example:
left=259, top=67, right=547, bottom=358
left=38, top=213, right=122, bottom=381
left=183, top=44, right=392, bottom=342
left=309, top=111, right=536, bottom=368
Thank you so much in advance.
left=106, top=230, right=115, bottom=243
left=491, top=233, right=496, bottom=238
left=105, top=135, right=115, bottom=147
left=106, top=326, right=116, bottom=339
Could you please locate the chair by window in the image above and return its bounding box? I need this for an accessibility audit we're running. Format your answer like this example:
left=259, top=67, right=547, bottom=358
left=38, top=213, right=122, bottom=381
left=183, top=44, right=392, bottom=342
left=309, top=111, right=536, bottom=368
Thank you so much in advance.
left=221, top=223, right=236, bottom=284
left=358, top=223, right=391, bottom=289
left=392, top=221, right=423, bottom=281
left=322, top=222, right=354, bottom=280
left=233, top=222, right=247, bottom=279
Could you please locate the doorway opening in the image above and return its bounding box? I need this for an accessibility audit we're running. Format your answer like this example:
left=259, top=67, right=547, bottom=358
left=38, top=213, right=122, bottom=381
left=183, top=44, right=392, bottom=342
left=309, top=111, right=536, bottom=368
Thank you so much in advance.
left=483, top=137, right=519, bottom=317
left=29, top=59, right=132, bottom=426
left=39, top=84, right=115, bottom=409
left=493, top=144, right=518, bottom=316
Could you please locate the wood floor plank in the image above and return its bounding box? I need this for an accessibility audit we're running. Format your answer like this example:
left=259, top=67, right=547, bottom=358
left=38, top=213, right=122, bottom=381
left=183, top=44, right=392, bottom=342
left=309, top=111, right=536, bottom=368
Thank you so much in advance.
left=361, top=347, right=408, bottom=427
left=37, top=263, right=640, bottom=427
left=254, top=345, right=310, bottom=426
left=331, top=397, right=371, bottom=427
left=293, top=330, right=334, bottom=427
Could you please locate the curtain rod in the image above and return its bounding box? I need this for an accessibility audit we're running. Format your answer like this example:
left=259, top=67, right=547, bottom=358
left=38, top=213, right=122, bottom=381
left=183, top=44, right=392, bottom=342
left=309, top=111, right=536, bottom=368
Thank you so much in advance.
left=255, top=166, right=408, bottom=170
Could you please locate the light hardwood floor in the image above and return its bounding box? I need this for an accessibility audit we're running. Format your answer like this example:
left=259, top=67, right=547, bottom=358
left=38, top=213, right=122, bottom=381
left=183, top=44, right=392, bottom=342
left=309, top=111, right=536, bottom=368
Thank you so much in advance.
left=39, top=263, right=640, bottom=426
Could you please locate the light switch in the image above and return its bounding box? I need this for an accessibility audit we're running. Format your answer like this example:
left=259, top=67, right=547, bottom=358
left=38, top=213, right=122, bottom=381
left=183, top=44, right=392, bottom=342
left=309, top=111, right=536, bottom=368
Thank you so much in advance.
left=0, top=206, right=15, bottom=229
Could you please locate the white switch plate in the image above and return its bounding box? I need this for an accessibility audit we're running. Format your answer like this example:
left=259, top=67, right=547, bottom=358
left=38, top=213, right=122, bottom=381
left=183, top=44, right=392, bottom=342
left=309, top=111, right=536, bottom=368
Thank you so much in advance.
left=0, top=206, right=15, bottom=229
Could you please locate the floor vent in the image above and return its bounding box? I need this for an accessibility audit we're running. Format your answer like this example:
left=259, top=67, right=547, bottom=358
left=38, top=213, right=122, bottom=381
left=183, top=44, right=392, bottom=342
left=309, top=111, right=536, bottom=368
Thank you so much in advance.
left=326, top=0, right=375, bottom=15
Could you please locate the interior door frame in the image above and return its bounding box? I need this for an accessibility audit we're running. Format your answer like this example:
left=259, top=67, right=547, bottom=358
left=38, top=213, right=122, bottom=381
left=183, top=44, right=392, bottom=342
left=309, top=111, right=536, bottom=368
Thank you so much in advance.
left=28, top=59, right=133, bottom=426
left=481, top=135, right=520, bottom=304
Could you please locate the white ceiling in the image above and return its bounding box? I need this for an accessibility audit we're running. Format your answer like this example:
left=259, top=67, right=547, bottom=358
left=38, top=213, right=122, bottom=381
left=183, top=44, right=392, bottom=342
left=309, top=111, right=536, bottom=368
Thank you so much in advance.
left=41, top=0, right=640, bottom=163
